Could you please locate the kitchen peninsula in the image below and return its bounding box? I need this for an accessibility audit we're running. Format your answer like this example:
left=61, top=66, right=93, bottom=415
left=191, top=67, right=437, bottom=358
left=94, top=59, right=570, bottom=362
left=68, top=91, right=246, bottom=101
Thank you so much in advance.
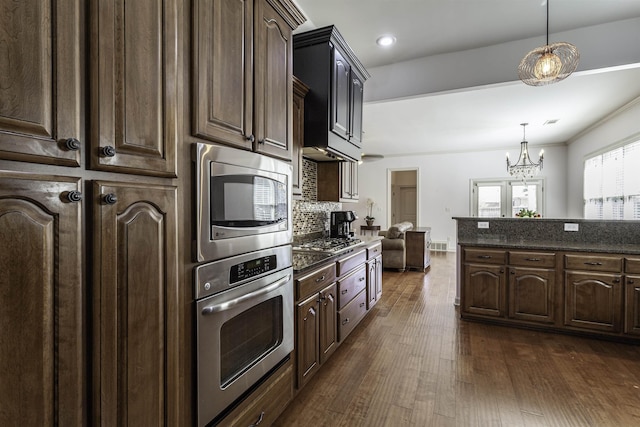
left=454, top=217, right=640, bottom=343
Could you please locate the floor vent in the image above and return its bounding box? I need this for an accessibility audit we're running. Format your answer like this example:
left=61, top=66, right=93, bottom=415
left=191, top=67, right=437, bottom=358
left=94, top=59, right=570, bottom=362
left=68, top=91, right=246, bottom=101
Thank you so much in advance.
left=431, top=241, right=448, bottom=252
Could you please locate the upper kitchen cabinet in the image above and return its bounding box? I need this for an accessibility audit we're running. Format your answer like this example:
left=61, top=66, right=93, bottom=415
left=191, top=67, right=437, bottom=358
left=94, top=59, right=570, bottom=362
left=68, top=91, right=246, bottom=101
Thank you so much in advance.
left=192, top=0, right=305, bottom=161
left=90, top=0, right=179, bottom=177
left=293, top=26, right=370, bottom=162
left=0, top=1, right=82, bottom=167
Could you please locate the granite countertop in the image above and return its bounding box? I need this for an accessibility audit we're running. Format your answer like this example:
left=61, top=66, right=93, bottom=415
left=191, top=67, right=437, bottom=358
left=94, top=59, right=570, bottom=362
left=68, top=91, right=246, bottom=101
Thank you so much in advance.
left=293, top=235, right=383, bottom=274
left=458, top=237, right=640, bottom=255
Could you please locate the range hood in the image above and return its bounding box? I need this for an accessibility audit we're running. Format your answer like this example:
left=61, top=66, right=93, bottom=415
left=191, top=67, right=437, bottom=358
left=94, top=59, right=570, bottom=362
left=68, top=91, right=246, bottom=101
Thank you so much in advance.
left=302, top=143, right=361, bottom=162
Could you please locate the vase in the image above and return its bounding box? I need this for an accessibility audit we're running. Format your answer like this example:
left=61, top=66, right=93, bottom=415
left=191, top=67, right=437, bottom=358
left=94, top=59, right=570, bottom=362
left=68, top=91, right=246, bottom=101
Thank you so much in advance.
left=366, top=220, right=374, bottom=226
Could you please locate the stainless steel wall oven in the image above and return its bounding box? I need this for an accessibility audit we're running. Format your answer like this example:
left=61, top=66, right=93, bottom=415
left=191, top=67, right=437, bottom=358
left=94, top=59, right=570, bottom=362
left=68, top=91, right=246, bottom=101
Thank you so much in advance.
left=194, top=245, right=293, bottom=426
left=194, top=142, right=292, bottom=262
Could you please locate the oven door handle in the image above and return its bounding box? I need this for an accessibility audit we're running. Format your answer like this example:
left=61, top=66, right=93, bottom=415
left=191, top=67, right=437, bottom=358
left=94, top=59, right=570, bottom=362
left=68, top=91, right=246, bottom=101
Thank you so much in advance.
left=200, top=274, right=291, bottom=315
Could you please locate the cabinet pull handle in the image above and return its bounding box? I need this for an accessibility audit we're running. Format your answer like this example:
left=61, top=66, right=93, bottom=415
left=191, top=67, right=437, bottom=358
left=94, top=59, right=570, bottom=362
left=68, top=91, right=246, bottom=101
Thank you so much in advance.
left=100, top=145, right=116, bottom=157
left=510, top=271, right=515, bottom=275
left=359, top=276, right=365, bottom=281
left=629, top=279, right=635, bottom=284
left=477, top=255, right=492, bottom=259
left=246, top=134, right=255, bottom=143
left=63, top=191, right=83, bottom=203
left=102, top=193, right=118, bottom=205
left=341, top=289, right=348, bottom=295
left=315, top=275, right=325, bottom=282
left=584, top=262, right=603, bottom=266
left=524, top=258, right=541, bottom=262
left=499, top=269, right=504, bottom=273
left=304, top=307, right=316, bottom=321
left=612, top=278, right=621, bottom=283
left=359, top=302, right=365, bottom=308
left=64, top=137, right=81, bottom=151
left=342, top=318, right=350, bottom=325
left=249, top=411, right=265, bottom=427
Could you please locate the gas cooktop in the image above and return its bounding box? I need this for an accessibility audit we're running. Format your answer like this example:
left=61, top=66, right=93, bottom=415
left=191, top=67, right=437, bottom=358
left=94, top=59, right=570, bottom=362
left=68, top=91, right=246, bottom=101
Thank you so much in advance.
left=292, top=237, right=363, bottom=255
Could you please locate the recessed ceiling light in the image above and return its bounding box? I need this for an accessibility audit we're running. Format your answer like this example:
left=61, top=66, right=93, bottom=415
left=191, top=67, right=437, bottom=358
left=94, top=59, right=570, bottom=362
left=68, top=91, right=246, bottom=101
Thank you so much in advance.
left=376, top=35, right=396, bottom=47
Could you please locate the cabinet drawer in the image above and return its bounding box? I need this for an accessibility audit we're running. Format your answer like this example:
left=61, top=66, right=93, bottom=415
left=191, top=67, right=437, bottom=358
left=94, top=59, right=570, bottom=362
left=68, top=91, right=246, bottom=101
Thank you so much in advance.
left=337, top=265, right=367, bottom=310
left=509, top=251, right=556, bottom=268
left=338, top=290, right=367, bottom=342
left=219, top=360, right=293, bottom=427
left=464, top=248, right=506, bottom=265
left=337, top=248, right=367, bottom=276
left=366, top=241, right=382, bottom=260
left=565, top=254, right=622, bottom=272
left=296, top=263, right=336, bottom=300
left=625, top=258, right=640, bottom=274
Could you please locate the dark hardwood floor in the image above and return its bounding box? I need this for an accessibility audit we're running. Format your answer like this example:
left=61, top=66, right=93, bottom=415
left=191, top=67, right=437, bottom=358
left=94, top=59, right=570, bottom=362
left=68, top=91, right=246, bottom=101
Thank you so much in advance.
left=275, top=252, right=640, bottom=426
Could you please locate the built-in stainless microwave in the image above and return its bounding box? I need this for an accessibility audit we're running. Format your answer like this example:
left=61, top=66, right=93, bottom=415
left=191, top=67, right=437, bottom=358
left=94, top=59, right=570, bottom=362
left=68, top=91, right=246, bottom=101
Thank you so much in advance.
left=194, top=143, right=292, bottom=262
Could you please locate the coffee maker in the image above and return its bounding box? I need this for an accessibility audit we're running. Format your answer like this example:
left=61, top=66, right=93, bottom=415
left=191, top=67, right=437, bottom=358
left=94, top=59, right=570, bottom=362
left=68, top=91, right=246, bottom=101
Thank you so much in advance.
left=330, top=211, right=357, bottom=238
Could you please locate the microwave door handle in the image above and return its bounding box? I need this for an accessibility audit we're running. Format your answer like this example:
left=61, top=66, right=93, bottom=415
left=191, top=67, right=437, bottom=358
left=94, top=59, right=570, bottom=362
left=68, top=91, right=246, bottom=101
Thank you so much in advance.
left=201, top=274, right=291, bottom=315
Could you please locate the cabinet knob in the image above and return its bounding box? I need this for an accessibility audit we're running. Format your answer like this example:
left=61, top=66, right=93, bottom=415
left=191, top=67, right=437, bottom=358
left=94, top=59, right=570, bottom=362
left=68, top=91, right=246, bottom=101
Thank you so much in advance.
left=249, top=411, right=265, bottom=427
left=246, top=134, right=255, bottom=143
left=342, top=318, right=350, bottom=325
left=103, top=193, right=118, bottom=205
left=64, top=137, right=81, bottom=151
left=315, top=275, right=325, bottom=283
left=629, top=279, right=635, bottom=285
left=64, top=191, right=83, bottom=203
left=341, top=289, right=348, bottom=295
left=101, top=146, right=116, bottom=157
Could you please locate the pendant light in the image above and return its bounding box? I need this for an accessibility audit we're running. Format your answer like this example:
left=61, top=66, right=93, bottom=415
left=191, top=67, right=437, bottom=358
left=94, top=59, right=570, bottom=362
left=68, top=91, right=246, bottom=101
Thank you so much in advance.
left=518, top=0, right=579, bottom=86
left=506, top=123, right=544, bottom=181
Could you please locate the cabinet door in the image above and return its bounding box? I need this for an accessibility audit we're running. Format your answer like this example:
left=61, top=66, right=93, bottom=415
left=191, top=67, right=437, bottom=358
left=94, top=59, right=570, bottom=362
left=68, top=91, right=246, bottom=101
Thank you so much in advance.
left=340, top=161, right=358, bottom=201
left=0, top=1, right=81, bottom=166
left=292, top=77, right=308, bottom=198
left=90, top=0, right=178, bottom=177
left=92, top=181, right=179, bottom=426
left=366, top=259, right=377, bottom=308
left=319, top=283, right=338, bottom=364
left=296, top=293, right=320, bottom=389
left=193, top=0, right=253, bottom=150
left=331, top=47, right=351, bottom=140
left=253, top=0, right=293, bottom=160
left=625, top=275, right=640, bottom=336
left=349, top=74, right=364, bottom=147
left=564, top=271, right=622, bottom=333
left=0, top=172, right=83, bottom=426
left=375, top=255, right=383, bottom=301
left=508, top=267, right=555, bottom=324
left=463, top=263, right=506, bottom=317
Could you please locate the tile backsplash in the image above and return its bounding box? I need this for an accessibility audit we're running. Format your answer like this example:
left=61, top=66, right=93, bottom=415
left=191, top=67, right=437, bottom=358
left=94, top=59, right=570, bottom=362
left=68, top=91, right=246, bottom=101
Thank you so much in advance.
left=293, top=158, right=341, bottom=238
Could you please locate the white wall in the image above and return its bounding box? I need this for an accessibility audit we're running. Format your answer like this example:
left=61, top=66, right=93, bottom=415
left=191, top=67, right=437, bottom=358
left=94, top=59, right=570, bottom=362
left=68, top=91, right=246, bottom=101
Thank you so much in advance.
left=566, top=98, right=640, bottom=217
left=357, top=144, right=567, bottom=247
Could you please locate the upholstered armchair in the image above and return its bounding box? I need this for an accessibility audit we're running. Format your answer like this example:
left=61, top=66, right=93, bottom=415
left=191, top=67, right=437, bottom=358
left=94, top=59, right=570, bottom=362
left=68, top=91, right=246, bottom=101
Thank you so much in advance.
left=378, top=221, right=414, bottom=271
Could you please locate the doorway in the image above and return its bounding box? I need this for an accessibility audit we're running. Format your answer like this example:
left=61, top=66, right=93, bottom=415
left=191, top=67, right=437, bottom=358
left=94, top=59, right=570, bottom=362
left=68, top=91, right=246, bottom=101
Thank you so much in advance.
left=388, top=169, right=418, bottom=227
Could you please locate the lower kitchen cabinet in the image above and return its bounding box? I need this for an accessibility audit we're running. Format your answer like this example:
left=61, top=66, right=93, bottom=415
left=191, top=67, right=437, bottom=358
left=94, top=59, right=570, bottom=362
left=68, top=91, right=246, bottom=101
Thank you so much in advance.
left=463, top=263, right=506, bottom=318
left=625, top=258, right=640, bottom=336
left=508, top=266, right=555, bottom=324
left=92, top=181, right=180, bottom=426
left=295, top=264, right=337, bottom=389
left=366, top=241, right=383, bottom=309
left=0, top=172, right=84, bottom=426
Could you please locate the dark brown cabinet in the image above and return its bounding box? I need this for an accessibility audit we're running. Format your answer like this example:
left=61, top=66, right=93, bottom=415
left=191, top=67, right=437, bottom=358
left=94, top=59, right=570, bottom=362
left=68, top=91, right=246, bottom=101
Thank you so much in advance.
left=90, top=0, right=178, bottom=177
left=293, top=26, right=370, bottom=162
left=316, top=161, right=359, bottom=202
left=295, top=264, right=337, bottom=389
left=92, top=181, right=179, bottom=426
left=0, top=172, right=84, bottom=426
left=507, top=251, right=556, bottom=324
left=406, top=228, right=431, bottom=271
left=0, top=1, right=82, bottom=167
left=193, top=0, right=303, bottom=161
left=625, top=258, right=640, bottom=336
left=292, top=76, right=309, bottom=198
left=462, top=248, right=507, bottom=318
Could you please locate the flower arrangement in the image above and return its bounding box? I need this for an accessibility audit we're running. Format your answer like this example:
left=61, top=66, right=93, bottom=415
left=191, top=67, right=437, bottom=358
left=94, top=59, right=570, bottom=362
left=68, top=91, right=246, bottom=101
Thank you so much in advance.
left=515, top=208, right=541, bottom=218
left=365, top=198, right=376, bottom=223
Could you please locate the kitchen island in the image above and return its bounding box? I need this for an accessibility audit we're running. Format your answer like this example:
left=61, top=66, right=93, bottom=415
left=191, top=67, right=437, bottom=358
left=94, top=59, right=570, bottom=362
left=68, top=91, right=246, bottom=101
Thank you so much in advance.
left=454, top=217, right=640, bottom=343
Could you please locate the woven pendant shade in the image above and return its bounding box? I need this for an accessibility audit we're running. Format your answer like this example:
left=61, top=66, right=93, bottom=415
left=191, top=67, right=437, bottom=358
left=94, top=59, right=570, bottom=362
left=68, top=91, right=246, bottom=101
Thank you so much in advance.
left=518, top=0, right=579, bottom=86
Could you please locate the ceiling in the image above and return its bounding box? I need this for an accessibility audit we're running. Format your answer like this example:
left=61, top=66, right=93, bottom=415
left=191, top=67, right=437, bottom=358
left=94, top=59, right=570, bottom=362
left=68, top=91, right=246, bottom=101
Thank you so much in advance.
left=292, top=0, right=640, bottom=157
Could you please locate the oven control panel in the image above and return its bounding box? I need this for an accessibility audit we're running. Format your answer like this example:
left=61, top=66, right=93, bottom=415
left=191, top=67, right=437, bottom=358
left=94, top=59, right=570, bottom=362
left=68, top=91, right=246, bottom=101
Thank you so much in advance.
left=230, top=255, right=277, bottom=284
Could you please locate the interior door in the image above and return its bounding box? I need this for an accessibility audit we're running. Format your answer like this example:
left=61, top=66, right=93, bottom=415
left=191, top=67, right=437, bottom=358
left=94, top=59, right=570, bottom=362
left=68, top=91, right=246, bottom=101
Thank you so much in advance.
left=399, top=186, right=417, bottom=224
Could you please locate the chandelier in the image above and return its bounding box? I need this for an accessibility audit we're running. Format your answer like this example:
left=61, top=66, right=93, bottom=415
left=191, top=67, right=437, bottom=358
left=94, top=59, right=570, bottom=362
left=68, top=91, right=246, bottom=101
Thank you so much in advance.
left=518, top=0, right=579, bottom=86
left=506, top=123, right=543, bottom=180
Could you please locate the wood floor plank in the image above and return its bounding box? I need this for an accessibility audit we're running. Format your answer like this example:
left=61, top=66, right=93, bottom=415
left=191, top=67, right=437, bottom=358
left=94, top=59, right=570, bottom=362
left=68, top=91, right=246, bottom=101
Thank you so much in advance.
left=274, top=253, right=640, bottom=427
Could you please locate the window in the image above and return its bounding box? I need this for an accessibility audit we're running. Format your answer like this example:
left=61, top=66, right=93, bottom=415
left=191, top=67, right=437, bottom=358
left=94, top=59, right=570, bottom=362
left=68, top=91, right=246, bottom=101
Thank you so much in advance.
left=584, top=139, right=640, bottom=219
left=470, top=179, right=544, bottom=217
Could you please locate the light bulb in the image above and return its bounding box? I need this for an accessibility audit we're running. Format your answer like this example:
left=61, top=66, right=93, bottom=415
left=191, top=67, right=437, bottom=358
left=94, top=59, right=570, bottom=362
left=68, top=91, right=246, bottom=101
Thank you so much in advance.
left=534, top=51, right=561, bottom=80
